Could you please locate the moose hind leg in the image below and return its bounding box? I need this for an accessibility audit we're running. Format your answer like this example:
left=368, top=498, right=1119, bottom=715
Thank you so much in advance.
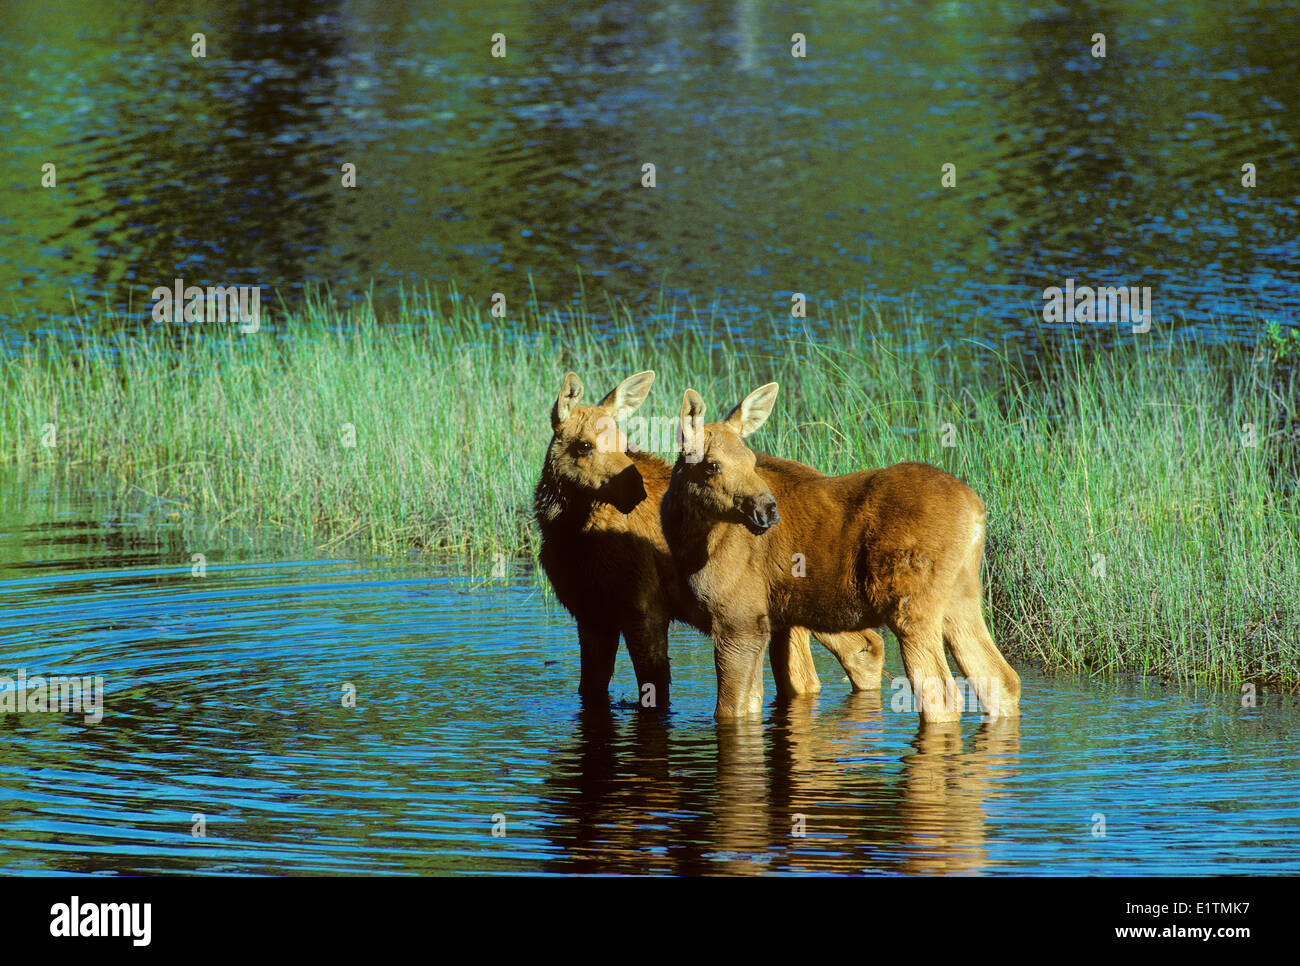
left=894, top=619, right=963, bottom=722
left=943, top=596, right=1020, bottom=718
left=816, top=630, right=885, bottom=691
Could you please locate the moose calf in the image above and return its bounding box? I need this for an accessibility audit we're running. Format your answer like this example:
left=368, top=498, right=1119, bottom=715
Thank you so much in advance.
left=660, top=383, right=1021, bottom=722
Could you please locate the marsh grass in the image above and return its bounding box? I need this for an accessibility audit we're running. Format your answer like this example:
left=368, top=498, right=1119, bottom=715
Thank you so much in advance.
left=2, top=292, right=1297, bottom=685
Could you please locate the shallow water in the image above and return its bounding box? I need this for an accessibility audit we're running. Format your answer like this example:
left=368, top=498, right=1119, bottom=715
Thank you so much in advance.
left=2, top=483, right=1299, bottom=875
left=1, top=0, right=1297, bottom=341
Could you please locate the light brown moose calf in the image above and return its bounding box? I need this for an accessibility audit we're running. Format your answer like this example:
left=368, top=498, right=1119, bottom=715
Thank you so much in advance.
left=660, top=383, right=1021, bottom=722
left=534, top=371, right=881, bottom=710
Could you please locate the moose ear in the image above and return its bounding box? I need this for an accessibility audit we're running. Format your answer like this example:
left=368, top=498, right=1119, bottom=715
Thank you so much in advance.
left=723, top=382, right=779, bottom=437
left=551, top=372, right=583, bottom=431
left=679, top=389, right=706, bottom=455
left=596, top=370, right=655, bottom=423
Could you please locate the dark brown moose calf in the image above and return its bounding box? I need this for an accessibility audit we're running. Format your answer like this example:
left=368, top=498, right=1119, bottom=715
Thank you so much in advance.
left=534, top=371, right=881, bottom=710
left=660, top=383, right=1021, bottom=722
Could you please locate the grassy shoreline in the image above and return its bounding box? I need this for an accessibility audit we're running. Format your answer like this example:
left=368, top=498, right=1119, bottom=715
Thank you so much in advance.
left=2, top=294, right=1298, bottom=687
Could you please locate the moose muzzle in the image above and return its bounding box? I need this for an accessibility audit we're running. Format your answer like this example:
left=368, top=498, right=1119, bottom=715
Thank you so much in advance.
left=740, top=492, right=780, bottom=534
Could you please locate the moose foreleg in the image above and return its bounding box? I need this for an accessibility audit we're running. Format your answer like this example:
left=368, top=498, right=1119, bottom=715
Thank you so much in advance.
left=577, top=623, right=620, bottom=703
left=624, top=613, right=672, bottom=711
left=770, top=626, right=822, bottom=697
left=714, top=616, right=771, bottom=719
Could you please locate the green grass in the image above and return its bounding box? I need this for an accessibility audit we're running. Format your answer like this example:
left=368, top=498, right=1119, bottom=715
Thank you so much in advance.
left=2, top=291, right=1297, bottom=687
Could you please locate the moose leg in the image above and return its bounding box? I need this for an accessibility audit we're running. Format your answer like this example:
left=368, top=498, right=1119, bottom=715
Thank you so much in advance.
left=942, top=542, right=1020, bottom=718
left=624, top=613, right=672, bottom=711
left=894, top=618, right=963, bottom=723
left=577, top=623, right=620, bottom=702
left=714, top=616, right=771, bottom=720
left=577, top=624, right=621, bottom=707
left=943, top=595, right=1020, bottom=718
left=816, top=630, right=886, bottom=691
left=770, top=626, right=822, bottom=697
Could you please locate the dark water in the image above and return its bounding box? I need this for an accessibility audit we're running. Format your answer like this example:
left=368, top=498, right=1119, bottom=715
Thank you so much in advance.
left=2, top=480, right=1299, bottom=875
left=1, top=0, right=1297, bottom=342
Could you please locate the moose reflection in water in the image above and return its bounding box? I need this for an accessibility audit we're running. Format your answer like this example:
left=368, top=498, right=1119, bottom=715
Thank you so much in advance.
left=537, top=692, right=1021, bottom=875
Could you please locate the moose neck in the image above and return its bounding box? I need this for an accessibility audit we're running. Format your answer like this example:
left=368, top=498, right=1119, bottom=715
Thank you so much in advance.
left=662, top=459, right=730, bottom=574
left=534, top=449, right=669, bottom=532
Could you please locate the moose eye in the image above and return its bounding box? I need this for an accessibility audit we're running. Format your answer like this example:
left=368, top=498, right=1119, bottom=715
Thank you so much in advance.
left=573, top=439, right=594, bottom=457
left=704, top=460, right=721, bottom=477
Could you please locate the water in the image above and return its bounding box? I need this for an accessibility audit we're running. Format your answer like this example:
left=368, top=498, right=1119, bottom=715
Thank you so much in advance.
left=1, top=0, right=1297, bottom=341
left=2, top=481, right=1299, bottom=875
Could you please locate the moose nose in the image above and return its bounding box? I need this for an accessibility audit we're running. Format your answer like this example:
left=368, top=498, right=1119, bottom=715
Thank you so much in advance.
left=744, top=493, right=779, bottom=533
